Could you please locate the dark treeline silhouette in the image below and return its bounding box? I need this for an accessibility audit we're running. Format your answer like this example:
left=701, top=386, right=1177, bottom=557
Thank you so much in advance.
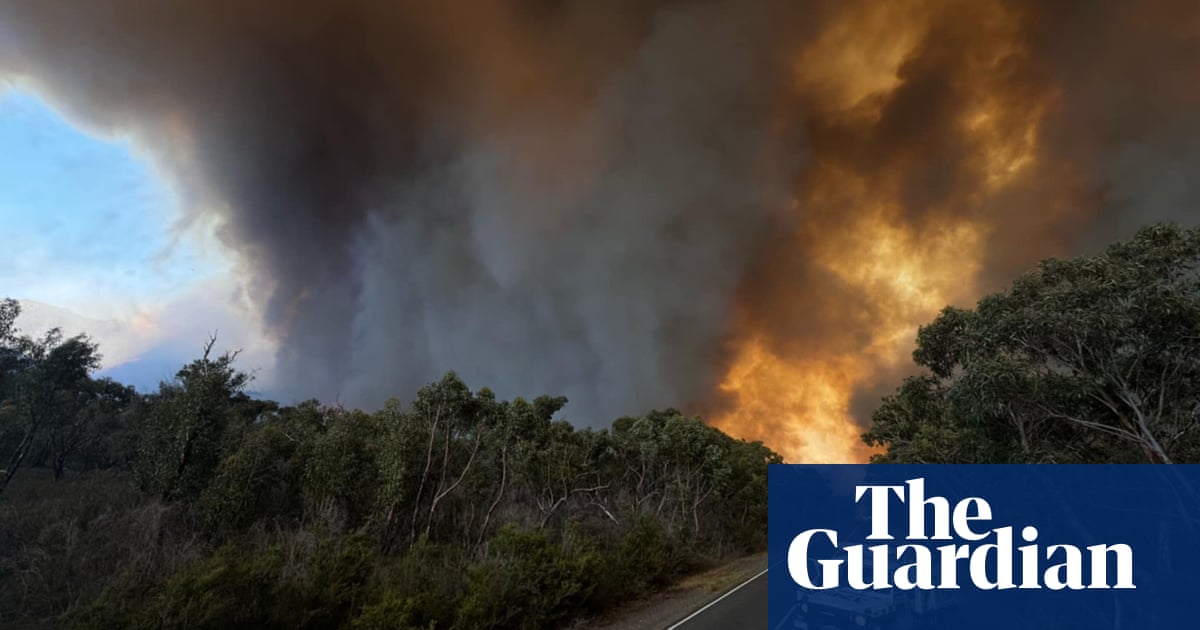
left=0, top=309, right=778, bottom=629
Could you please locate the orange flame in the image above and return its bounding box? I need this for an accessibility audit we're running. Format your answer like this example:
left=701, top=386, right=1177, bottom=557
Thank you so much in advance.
left=710, top=0, right=1046, bottom=462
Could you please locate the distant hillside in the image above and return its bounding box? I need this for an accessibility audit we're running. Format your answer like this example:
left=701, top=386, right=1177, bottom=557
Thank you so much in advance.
left=14, top=299, right=123, bottom=340
left=14, top=299, right=179, bottom=390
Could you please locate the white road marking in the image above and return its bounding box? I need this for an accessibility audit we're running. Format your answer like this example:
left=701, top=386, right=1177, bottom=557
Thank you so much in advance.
left=666, top=567, right=770, bottom=629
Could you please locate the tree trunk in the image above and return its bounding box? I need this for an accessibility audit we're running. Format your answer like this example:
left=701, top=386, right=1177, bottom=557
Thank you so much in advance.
left=0, top=415, right=38, bottom=496
left=162, top=430, right=197, bottom=501
left=476, top=444, right=508, bottom=548
left=410, top=403, right=442, bottom=543
left=425, top=432, right=482, bottom=538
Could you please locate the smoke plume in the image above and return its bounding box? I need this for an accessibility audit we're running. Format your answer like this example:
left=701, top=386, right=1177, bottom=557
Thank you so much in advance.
left=2, top=0, right=1198, bottom=462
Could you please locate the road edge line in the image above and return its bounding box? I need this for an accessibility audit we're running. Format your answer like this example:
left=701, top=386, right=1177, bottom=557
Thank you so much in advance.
left=665, top=567, right=769, bottom=629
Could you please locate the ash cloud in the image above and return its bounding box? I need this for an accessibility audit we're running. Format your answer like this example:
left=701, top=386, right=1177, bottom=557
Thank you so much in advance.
left=0, top=0, right=798, bottom=421
left=3, top=0, right=1200, bottom=439
left=1020, top=0, right=1200, bottom=256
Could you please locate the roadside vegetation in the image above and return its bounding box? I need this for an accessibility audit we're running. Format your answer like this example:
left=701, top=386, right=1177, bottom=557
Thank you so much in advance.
left=0, top=307, right=777, bottom=629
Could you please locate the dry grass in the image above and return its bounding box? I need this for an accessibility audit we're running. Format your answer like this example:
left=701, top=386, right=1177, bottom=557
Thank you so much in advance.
left=673, top=552, right=767, bottom=594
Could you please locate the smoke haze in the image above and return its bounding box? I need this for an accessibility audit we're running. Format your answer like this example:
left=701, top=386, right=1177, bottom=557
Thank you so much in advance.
left=2, top=0, right=1198, bottom=461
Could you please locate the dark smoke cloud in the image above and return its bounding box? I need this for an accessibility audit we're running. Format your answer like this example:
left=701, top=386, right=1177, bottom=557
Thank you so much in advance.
left=2, top=0, right=1199, bottom=441
left=1020, top=0, right=1200, bottom=256
left=0, top=0, right=800, bottom=421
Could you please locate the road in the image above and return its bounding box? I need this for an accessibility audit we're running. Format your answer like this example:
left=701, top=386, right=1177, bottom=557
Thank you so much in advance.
left=667, top=568, right=769, bottom=629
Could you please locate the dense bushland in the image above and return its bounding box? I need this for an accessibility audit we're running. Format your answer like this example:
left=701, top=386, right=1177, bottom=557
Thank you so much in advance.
left=0, top=312, right=778, bottom=629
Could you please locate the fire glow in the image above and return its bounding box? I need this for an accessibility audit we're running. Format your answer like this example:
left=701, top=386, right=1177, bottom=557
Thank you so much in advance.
left=710, top=0, right=1051, bottom=463
left=4, top=0, right=1194, bottom=466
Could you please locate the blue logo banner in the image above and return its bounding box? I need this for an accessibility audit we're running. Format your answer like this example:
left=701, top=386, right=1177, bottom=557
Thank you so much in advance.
left=768, top=465, right=1200, bottom=630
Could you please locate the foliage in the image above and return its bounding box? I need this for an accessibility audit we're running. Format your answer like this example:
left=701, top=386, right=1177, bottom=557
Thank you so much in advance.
left=458, top=525, right=585, bottom=629
left=133, top=338, right=251, bottom=501
left=76, top=534, right=376, bottom=630
left=0, top=301, right=778, bottom=628
left=303, top=406, right=381, bottom=531
left=865, top=223, right=1200, bottom=464
left=198, top=407, right=311, bottom=533
left=0, top=299, right=105, bottom=494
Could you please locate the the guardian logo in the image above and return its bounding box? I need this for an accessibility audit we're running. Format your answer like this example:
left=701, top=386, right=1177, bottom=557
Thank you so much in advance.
left=788, top=478, right=1135, bottom=592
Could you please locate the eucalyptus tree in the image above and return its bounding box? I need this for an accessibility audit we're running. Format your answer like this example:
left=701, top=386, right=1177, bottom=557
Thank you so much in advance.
left=134, top=337, right=251, bottom=501
left=0, top=298, right=101, bottom=493
left=865, top=223, right=1200, bottom=464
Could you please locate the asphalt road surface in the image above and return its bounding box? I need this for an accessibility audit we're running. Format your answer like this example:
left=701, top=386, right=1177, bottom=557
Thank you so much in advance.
left=667, top=568, right=769, bottom=630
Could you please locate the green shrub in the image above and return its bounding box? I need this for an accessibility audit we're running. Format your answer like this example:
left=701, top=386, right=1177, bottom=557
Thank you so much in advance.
left=350, top=596, right=434, bottom=630
left=304, top=410, right=380, bottom=529
left=457, top=525, right=585, bottom=630
left=74, top=534, right=375, bottom=630
left=354, top=538, right=467, bottom=628
left=198, top=422, right=308, bottom=534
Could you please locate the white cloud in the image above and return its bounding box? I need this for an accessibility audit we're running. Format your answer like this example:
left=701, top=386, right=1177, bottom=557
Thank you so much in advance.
left=17, top=272, right=276, bottom=393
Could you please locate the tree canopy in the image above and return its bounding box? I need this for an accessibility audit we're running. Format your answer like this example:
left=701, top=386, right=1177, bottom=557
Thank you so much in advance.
left=0, top=301, right=779, bottom=629
left=0, top=298, right=109, bottom=491
left=864, top=223, right=1200, bottom=464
